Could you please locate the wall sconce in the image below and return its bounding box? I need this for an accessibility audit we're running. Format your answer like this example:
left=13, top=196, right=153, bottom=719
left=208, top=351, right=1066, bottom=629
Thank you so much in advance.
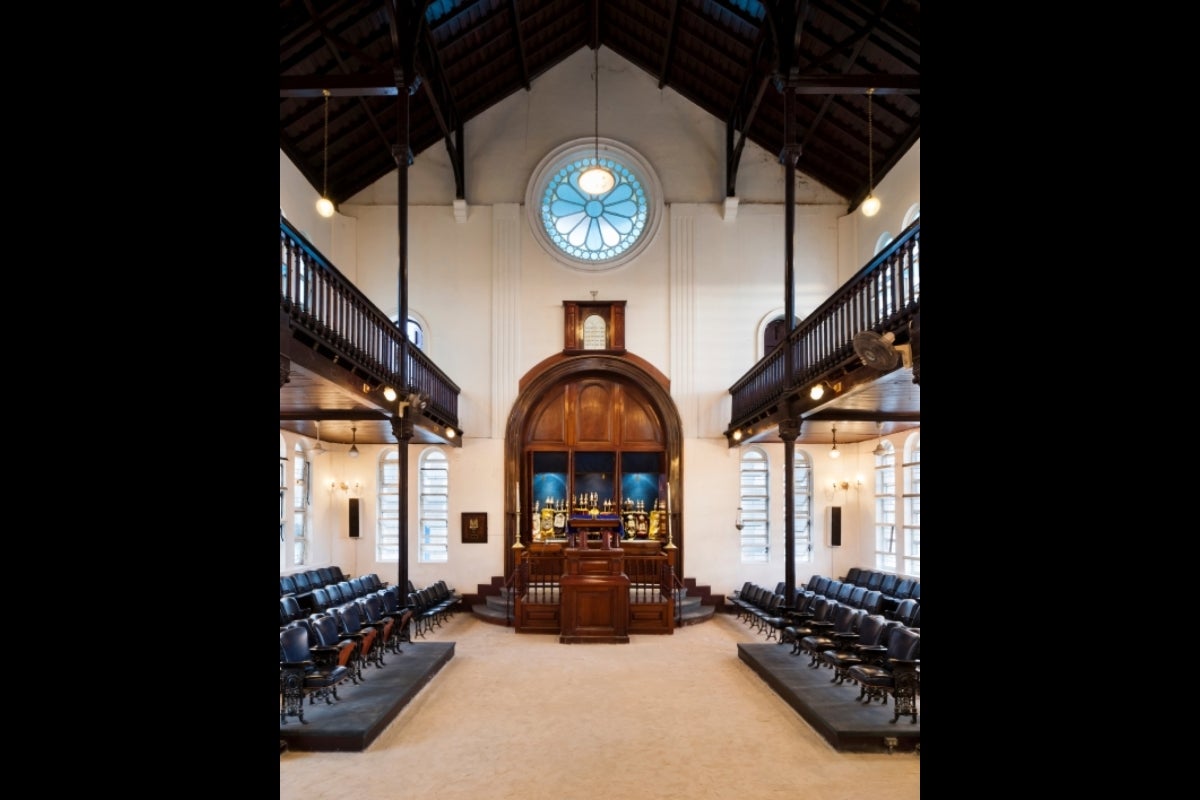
left=731, top=429, right=743, bottom=442
left=825, top=478, right=862, bottom=500
left=735, top=506, right=744, bottom=531
left=329, top=480, right=360, bottom=495
left=810, top=380, right=843, bottom=401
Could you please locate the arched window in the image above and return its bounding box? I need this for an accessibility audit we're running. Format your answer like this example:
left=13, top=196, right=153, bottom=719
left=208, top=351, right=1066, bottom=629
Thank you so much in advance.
left=377, top=449, right=400, bottom=561
left=902, top=202, right=921, bottom=229
left=792, top=451, right=813, bottom=563
left=406, top=318, right=424, bottom=351
left=760, top=312, right=802, bottom=360
left=902, top=433, right=920, bottom=577
left=391, top=313, right=426, bottom=352
left=739, top=447, right=769, bottom=563
left=872, top=439, right=897, bottom=571
left=874, top=231, right=894, bottom=255
left=292, top=442, right=309, bottom=566
left=418, top=448, right=449, bottom=563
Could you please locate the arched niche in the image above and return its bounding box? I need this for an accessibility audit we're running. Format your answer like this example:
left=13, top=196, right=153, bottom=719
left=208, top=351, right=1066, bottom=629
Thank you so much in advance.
left=505, top=354, right=684, bottom=578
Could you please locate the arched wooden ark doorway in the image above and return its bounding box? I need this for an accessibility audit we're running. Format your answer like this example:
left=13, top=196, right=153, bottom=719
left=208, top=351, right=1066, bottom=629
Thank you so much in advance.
left=504, top=353, right=684, bottom=581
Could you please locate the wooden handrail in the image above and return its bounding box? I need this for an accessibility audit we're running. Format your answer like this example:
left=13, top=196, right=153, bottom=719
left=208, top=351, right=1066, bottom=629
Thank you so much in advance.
left=280, top=214, right=462, bottom=430
left=727, top=220, right=919, bottom=429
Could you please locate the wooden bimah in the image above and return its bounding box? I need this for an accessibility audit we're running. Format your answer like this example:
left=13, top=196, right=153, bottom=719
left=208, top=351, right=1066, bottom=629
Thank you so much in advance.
left=559, top=547, right=630, bottom=644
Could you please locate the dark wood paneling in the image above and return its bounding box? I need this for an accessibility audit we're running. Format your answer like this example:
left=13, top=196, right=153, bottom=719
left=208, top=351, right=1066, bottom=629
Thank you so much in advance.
left=575, top=381, right=616, bottom=445
left=528, top=385, right=568, bottom=445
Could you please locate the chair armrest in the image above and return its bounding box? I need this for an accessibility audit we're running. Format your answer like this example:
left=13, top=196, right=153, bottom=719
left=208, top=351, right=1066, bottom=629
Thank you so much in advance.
left=832, top=632, right=860, bottom=651
left=856, top=644, right=887, bottom=665
left=280, top=659, right=315, bottom=670
left=308, top=646, right=340, bottom=667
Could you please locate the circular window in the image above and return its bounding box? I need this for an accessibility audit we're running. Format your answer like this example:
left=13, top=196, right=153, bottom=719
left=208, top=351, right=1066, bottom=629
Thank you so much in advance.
left=525, top=138, right=663, bottom=271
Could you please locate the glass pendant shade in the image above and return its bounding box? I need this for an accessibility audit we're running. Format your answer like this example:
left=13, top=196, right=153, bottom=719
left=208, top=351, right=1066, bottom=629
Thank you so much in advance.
left=579, top=165, right=614, bottom=194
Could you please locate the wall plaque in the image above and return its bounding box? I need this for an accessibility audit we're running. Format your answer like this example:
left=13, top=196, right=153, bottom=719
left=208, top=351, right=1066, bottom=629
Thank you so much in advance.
left=462, top=512, right=488, bottom=543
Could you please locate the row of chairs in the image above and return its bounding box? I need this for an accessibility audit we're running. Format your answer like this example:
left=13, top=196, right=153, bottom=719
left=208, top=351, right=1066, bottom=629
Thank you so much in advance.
left=279, top=576, right=459, bottom=725
left=280, top=566, right=348, bottom=600
left=406, top=580, right=461, bottom=638
left=279, top=589, right=412, bottom=725
left=784, top=595, right=920, bottom=723
left=728, top=577, right=922, bottom=721
left=729, top=576, right=918, bottom=643
left=727, top=578, right=921, bottom=724
left=836, top=569, right=920, bottom=609
left=283, top=573, right=391, bottom=619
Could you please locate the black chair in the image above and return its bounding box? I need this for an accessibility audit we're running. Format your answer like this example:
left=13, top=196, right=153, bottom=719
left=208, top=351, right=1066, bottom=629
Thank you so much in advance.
left=376, top=588, right=414, bottom=646
left=843, top=567, right=861, bottom=585
left=864, top=571, right=884, bottom=592
left=750, top=592, right=785, bottom=639
left=307, top=612, right=363, bottom=684
left=332, top=601, right=382, bottom=669
left=280, top=575, right=298, bottom=598
left=783, top=597, right=836, bottom=655
left=307, top=586, right=334, bottom=613
left=279, top=623, right=351, bottom=725
left=890, top=598, right=920, bottom=627
left=846, top=626, right=921, bottom=723
left=859, top=590, right=885, bottom=615
left=818, top=613, right=900, bottom=685
left=356, top=593, right=399, bottom=658
left=799, top=604, right=866, bottom=667
left=317, top=567, right=336, bottom=586
left=280, top=595, right=305, bottom=627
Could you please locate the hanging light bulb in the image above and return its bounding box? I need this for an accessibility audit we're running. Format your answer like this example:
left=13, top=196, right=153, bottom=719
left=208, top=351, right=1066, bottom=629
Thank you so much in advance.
left=830, top=425, right=841, bottom=459
left=578, top=47, right=615, bottom=195
left=861, top=88, right=880, bottom=217
left=348, top=424, right=359, bottom=458
left=316, top=90, right=335, bottom=218
left=311, top=420, right=326, bottom=457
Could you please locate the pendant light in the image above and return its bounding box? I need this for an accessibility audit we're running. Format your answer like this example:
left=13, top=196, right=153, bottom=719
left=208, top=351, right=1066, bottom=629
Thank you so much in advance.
left=861, top=88, right=880, bottom=217
left=348, top=424, right=359, bottom=458
left=872, top=421, right=887, bottom=457
left=578, top=47, right=614, bottom=195
left=316, top=90, right=335, bottom=218
left=830, top=425, right=841, bottom=459
left=311, top=420, right=327, bottom=457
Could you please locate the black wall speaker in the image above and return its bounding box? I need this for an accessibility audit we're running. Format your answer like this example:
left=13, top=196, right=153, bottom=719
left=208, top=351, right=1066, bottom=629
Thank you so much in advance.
left=827, top=505, right=842, bottom=548
left=348, top=498, right=360, bottom=539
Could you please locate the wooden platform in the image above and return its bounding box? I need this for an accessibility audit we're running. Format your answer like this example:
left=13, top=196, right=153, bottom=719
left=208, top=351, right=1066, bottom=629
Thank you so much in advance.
left=737, top=641, right=919, bottom=753
left=279, top=642, right=454, bottom=752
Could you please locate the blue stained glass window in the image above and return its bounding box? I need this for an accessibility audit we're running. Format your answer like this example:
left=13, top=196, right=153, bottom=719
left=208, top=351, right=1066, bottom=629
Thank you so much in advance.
left=541, top=157, right=648, bottom=262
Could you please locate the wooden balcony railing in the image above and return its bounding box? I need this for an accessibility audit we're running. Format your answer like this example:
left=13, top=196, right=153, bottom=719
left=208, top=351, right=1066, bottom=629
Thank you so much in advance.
left=728, top=220, right=920, bottom=430
left=280, top=214, right=460, bottom=430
